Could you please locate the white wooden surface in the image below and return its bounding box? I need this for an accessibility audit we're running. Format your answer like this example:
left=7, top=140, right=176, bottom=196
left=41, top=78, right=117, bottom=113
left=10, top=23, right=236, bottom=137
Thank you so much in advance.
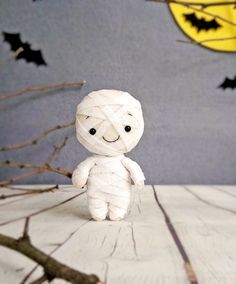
left=0, top=185, right=235, bottom=284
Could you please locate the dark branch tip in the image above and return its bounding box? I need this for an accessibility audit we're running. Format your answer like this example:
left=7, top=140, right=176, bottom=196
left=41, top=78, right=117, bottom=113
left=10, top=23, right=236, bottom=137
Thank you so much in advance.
left=18, top=235, right=30, bottom=243
left=44, top=271, right=55, bottom=282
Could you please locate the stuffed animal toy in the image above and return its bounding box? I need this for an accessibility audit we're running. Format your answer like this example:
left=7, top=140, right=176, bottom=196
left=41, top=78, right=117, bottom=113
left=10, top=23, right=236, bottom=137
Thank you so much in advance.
left=72, top=89, right=145, bottom=221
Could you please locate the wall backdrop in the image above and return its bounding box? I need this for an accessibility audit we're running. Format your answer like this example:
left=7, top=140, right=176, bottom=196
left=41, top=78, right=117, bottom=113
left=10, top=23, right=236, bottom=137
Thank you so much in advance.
left=0, top=0, right=236, bottom=184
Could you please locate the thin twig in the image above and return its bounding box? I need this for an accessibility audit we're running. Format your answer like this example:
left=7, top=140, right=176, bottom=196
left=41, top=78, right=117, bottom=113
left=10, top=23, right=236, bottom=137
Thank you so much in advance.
left=147, top=0, right=236, bottom=26
left=21, top=219, right=92, bottom=284
left=0, top=191, right=85, bottom=227
left=0, top=80, right=86, bottom=101
left=0, top=47, right=24, bottom=68
left=46, top=136, right=68, bottom=164
left=30, top=274, right=49, bottom=284
left=0, top=160, right=72, bottom=179
left=0, top=233, right=100, bottom=284
left=0, top=185, right=59, bottom=200
left=0, top=195, right=34, bottom=208
left=21, top=217, right=30, bottom=241
left=147, top=0, right=236, bottom=8
left=0, top=135, right=70, bottom=187
left=0, top=120, right=74, bottom=152
left=0, top=170, right=42, bottom=187
left=0, top=140, right=71, bottom=185
left=185, top=4, right=236, bottom=27
left=177, top=35, right=236, bottom=45
left=21, top=265, right=41, bottom=284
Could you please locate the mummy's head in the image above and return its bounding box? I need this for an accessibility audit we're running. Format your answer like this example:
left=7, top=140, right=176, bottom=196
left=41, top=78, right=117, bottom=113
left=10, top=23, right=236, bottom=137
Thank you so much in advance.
left=75, top=89, right=144, bottom=156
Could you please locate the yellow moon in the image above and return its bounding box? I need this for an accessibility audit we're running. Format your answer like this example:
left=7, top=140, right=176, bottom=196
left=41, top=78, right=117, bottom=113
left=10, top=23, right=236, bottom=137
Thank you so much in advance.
left=169, top=0, right=236, bottom=52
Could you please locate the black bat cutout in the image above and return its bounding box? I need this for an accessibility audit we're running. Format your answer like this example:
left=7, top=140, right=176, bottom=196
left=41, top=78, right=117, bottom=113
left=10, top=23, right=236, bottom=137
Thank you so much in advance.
left=183, top=12, right=221, bottom=33
left=218, top=76, right=236, bottom=90
left=2, top=32, right=47, bottom=66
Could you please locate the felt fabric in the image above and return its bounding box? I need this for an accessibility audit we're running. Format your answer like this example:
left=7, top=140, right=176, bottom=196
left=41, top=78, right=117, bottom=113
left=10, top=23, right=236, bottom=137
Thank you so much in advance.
left=72, top=154, right=145, bottom=220
left=73, top=89, right=145, bottom=220
left=76, top=89, right=144, bottom=156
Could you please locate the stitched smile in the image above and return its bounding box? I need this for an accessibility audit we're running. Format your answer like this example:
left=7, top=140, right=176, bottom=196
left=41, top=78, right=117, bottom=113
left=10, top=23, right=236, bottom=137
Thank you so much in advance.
left=102, top=135, right=120, bottom=143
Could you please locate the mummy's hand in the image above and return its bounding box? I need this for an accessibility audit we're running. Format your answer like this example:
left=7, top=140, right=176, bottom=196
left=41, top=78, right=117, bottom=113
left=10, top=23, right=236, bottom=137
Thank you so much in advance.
left=136, top=180, right=145, bottom=190
left=72, top=171, right=87, bottom=189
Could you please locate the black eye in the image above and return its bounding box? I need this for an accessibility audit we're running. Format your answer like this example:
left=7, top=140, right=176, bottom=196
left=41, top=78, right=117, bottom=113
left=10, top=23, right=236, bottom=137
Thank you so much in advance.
left=124, top=125, right=131, bottom=132
left=89, top=128, right=96, bottom=135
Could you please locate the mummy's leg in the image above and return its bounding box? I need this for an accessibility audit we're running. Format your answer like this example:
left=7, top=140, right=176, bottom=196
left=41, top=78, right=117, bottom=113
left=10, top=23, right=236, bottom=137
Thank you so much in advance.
left=108, top=198, right=130, bottom=221
left=88, top=197, right=108, bottom=221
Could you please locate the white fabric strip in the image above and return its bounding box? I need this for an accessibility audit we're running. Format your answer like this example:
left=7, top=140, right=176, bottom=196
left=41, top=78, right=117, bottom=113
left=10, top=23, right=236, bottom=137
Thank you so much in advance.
left=73, top=90, right=145, bottom=221
left=76, top=89, right=144, bottom=156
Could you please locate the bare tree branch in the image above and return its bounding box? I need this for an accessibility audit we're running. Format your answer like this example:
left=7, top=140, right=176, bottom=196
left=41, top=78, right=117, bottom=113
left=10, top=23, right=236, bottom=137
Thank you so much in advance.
left=0, top=80, right=86, bottom=101
left=147, top=0, right=236, bottom=26
left=147, top=0, right=236, bottom=9
left=0, top=185, right=59, bottom=200
left=0, top=191, right=85, bottom=227
left=21, top=219, right=92, bottom=284
left=0, top=135, right=70, bottom=186
left=177, top=35, right=236, bottom=45
left=0, top=170, right=43, bottom=187
left=30, top=274, right=49, bottom=284
left=0, top=195, right=34, bottom=208
left=0, top=120, right=74, bottom=152
left=0, top=233, right=101, bottom=284
left=0, top=160, right=72, bottom=179
left=46, top=136, right=69, bottom=164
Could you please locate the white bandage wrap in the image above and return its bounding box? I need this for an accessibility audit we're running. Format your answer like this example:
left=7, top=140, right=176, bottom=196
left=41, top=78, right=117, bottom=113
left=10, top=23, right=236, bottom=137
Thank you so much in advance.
left=73, top=89, right=145, bottom=221
left=76, top=89, right=144, bottom=156
left=72, top=154, right=145, bottom=220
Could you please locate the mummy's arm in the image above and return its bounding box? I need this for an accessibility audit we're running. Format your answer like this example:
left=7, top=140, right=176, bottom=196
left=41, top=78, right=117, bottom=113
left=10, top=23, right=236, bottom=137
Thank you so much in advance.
left=121, top=157, right=145, bottom=185
left=72, top=157, right=96, bottom=189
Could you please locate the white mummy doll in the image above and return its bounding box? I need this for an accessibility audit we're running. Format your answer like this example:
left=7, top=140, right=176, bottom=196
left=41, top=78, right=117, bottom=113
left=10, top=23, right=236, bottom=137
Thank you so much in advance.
left=72, top=89, right=145, bottom=221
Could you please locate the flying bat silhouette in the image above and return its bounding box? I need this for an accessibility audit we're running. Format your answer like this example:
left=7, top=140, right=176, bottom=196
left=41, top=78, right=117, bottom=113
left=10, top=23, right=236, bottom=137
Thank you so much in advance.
left=183, top=13, right=221, bottom=33
left=218, top=76, right=236, bottom=90
left=2, top=32, right=47, bottom=66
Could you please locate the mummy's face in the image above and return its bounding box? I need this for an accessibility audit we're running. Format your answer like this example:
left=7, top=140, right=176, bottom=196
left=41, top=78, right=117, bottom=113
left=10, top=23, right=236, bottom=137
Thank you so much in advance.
left=76, top=90, right=144, bottom=156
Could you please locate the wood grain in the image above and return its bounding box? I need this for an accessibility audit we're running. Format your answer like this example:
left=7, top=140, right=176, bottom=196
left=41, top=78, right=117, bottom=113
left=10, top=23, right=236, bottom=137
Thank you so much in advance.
left=154, top=185, right=236, bottom=284
left=0, top=185, right=235, bottom=283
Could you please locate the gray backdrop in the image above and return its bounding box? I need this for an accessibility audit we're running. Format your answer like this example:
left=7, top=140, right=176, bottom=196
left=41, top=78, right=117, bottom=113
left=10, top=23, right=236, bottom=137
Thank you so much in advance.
left=0, top=0, right=236, bottom=184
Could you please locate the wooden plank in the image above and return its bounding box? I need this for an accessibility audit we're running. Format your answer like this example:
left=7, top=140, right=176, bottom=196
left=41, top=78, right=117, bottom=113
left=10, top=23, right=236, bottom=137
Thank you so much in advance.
left=0, top=186, right=86, bottom=283
left=0, top=187, right=84, bottom=227
left=50, top=186, right=188, bottom=284
left=207, top=185, right=236, bottom=199
left=0, top=185, right=59, bottom=207
left=0, top=185, right=189, bottom=284
left=183, top=185, right=236, bottom=213
left=154, top=185, right=236, bottom=284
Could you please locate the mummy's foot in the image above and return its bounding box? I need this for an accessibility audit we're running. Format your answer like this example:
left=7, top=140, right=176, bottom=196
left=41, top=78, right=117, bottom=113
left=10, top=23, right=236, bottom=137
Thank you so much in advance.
left=92, top=215, right=106, bottom=221
left=88, top=197, right=108, bottom=221
left=109, top=211, right=125, bottom=221
left=108, top=203, right=128, bottom=221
